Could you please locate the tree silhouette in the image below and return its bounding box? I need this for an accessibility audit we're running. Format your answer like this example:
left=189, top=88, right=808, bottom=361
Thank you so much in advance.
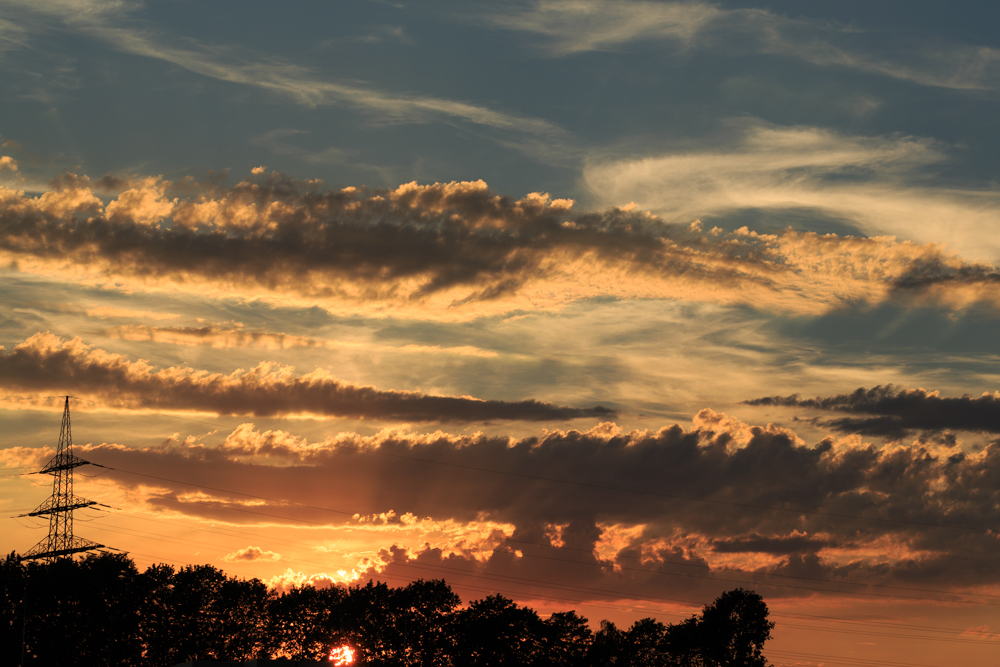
left=267, top=583, right=345, bottom=661
left=0, top=552, right=775, bottom=666
left=588, top=619, right=626, bottom=666
left=624, top=617, right=668, bottom=667
left=454, top=594, right=545, bottom=666
left=543, top=610, right=592, bottom=667
left=662, top=614, right=703, bottom=666
left=699, top=588, right=774, bottom=667
left=396, top=579, right=461, bottom=667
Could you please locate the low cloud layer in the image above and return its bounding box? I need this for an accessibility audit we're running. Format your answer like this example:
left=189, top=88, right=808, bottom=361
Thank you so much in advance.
left=746, top=385, right=1000, bottom=439
left=1, top=172, right=998, bottom=319
left=21, top=414, right=1000, bottom=603
left=0, top=333, right=611, bottom=422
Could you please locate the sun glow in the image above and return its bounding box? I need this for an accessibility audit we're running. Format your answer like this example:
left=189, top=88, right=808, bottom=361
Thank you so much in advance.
left=329, top=644, right=356, bottom=665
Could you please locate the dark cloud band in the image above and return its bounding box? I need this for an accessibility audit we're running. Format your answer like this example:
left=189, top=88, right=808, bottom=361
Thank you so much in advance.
left=745, top=385, right=1000, bottom=437
left=31, top=414, right=1000, bottom=600
left=0, top=334, right=613, bottom=422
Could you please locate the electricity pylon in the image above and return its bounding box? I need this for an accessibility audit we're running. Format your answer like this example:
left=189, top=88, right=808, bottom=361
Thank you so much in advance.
left=19, top=396, right=105, bottom=562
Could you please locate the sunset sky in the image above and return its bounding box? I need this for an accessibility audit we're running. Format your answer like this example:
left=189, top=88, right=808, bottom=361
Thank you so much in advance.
left=3, top=1, right=1000, bottom=664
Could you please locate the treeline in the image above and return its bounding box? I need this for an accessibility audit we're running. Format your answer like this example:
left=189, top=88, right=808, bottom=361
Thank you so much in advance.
left=0, top=552, right=773, bottom=666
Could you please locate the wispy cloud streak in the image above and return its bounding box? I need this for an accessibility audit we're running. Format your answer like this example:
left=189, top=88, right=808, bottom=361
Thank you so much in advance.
left=585, top=123, right=1000, bottom=263
left=106, top=324, right=499, bottom=357
left=490, top=0, right=1000, bottom=90
left=0, top=333, right=612, bottom=421
left=1, top=0, right=563, bottom=137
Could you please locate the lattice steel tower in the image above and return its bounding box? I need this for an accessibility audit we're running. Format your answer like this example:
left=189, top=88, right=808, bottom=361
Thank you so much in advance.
left=19, top=397, right=105, bottom=562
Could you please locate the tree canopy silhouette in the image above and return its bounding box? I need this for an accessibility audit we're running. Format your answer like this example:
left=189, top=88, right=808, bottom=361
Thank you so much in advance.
left=0, top=552, right=774, bottom=666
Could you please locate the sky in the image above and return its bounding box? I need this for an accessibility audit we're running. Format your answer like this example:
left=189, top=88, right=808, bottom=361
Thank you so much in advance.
left=2, top=0, right=1000, bottom=664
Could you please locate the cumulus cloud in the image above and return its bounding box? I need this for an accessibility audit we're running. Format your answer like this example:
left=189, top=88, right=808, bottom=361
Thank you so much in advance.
left=266, top=568, right=341, bottom=594
left=746, top=385, right=1000, bottom=438
left=0, top=156, right=18, bottom=172
left=1, top=172, right=998, bottom=319
left=223, top=545, right=281, bottom=562
left=0, top=333, right=612, bottom=422
left=53, top=416, right=1000, bottom=602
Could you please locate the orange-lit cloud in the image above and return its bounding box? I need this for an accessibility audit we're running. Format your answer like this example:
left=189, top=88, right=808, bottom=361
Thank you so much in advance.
left=0, top=333, right=612, bottom=422
left=105, top=324, right=497, bottom=357
left=267, top=569, right=341, bottom=594
left=46, top=415, right=1000, bottom=604
left=87, top=307, right=182, bottom=321
left=1, top=174, right=998, bottom=319
left=223, top=545, right=281, bottom=562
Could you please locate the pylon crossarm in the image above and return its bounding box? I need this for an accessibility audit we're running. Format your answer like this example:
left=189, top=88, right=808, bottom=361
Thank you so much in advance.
left=23, top=499, right=97, bottom=517
left=19, top=537, right=105, bottom=562
left=38, top=454, right=91, bottom=474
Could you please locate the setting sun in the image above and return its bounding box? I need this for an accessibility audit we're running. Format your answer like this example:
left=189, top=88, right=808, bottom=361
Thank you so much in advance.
left=329, top=644, right=356, bottom=665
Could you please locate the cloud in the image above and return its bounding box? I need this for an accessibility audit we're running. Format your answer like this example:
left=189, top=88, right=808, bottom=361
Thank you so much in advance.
left=490, top=1, right=1000, bottom=90
left=710, top=532, right=838, bottom=555
left=223, top=545, right=281, bottom=562
left=584, top=122, right=1000, bottom=264
left=889, top=256, right=1000, bottom=306
left=488, top=0, right=723, bottom=56
left=328, top=24, right=412, bottom=46
left=2, top=171, right=999, bottom=320
left=249, top=130, right=356, bottom=166
left=55, top=415, right=1000, bottom=602
left=2, top=2, right=563, bottom=139
left=0, top=333, right=613, bottom=422
left=0, top=156, right=18, bottom=172
left=105, top=324, right=498, bottom=357
left=108, top=34, right=560, bottom=134
left=961, top=625, right=1000, bottom=640
left=86, top=307, right=181, bottom=321
left=266, top=568, right=355, bottom=594
left=745, top=385, right=1000, bottom=438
